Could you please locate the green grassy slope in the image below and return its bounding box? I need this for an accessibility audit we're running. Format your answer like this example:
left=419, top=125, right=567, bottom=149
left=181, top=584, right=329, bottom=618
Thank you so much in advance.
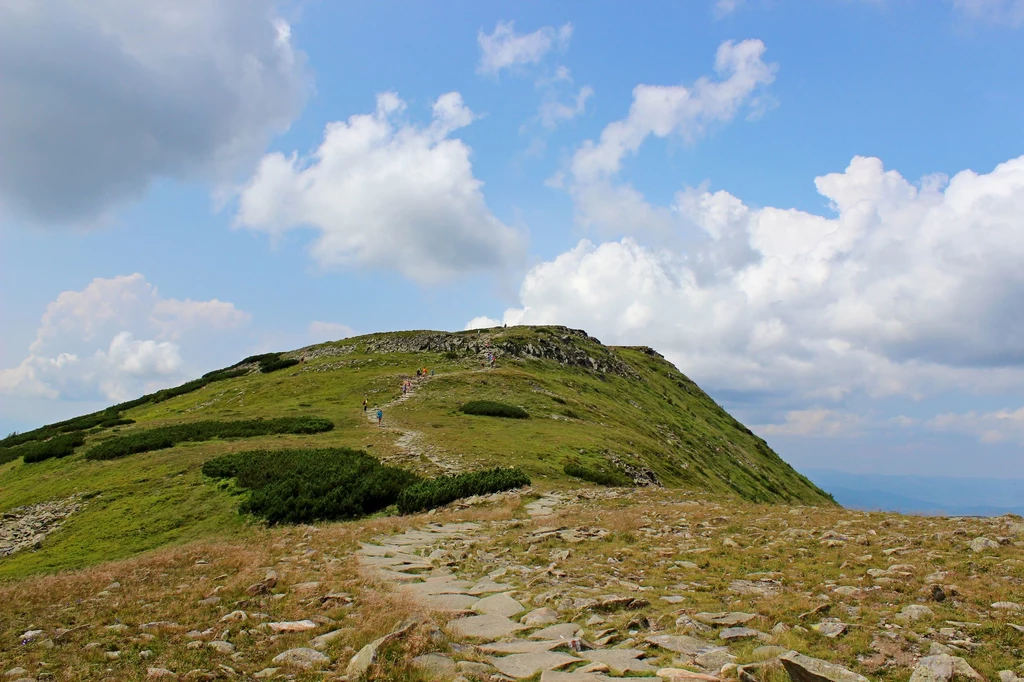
left=0, top=325, right=833, bottom=578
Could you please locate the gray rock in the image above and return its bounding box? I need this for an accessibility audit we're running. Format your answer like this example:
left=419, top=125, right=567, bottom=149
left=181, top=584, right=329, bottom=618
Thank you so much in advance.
left=266, top=620, right=317, bottom=634
left=146, top=668, right=176, bottom=679
left=473, top=592, right=525, bottom=619
left=522, top=607, right=560, bottom=626
left=272, top=647, right=330, bottom=670
left=896, top=605, right=935, bottom=622
left=811, top=622, right=848, bottom=638
left=449, top=614, right=530, bottom=639
left=969, top=537, right=999, bottom=552
left=252, top=669, right=279, bottom=679
left=720, top=627, right=765, bottom=642
left=644, top=634, right=715, bottom=655
left=694, top=648, right=737, bottom=670
left=694, top=611, right=757, bottom=626
left=488, top=651, right=582, bottom=678
left=529, top=623, right=582, bottom=641
left=346, top=619, right=417, bottom=678
left=412, top=653, right=456, bottom=677
left=477, top=639, right=564, bottom=654
left=207, top=641, right=234, bottom=654
left=310, top=628, right=347, bottom=650
left=579, top=649, right=656, bottom=674
left=779, top=650, right=870, bottom=682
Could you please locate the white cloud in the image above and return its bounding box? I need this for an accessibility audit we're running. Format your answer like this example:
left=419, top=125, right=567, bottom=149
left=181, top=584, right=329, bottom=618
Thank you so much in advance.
left=477, top=21, right=573, bottom=76
left=570, top=39, right=776, bottom=184
left=475, top=153, right=1024, bottom=425
left=714, top=0, right=747, bottom=18
left=0, top=274, right=250, bottom=402
left=952, top=0, right=1024, bottom=26
left=308, top=321, right=356, bottom=344
left=539, top=86, right=594, bottom=129
left=0, top=0, right=310, bottom=226
left=465, top=316, right=502, bottom=331
left=757, top=409, right=863, bottom=437
left=928, top=407, right=1024, bottom=443
left=236, top=92, right=526, bottom=283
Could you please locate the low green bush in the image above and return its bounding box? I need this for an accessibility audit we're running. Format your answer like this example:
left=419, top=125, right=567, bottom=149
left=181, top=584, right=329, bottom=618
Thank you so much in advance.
left=203, top=448, right=421, bottom=525
left=13, top=432, right=87, bottom=464
left=397, top=467, right=530, bottom=514
left=564, top=461, right=632, bottom=487
left=460, top=401, right=529, bottom=419
left=85, top=417, right=333, bottom=461
left=259, top=358, right=299, bottom=373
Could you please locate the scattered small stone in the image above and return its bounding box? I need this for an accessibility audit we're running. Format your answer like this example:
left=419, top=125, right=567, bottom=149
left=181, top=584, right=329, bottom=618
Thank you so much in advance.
left=272, top=647, right=330, bottom=670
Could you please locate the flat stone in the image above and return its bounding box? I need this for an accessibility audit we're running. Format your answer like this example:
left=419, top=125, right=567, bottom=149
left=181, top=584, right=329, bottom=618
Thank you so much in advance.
left=404, top=578, right=474, bottom=596
left=146, top=668, right=176, bottom=679
left=656, top=669, right=723, bottom=681
left=411, top=653, right=456, bottom=677
left=523, top=607, right=561, bottom=626
left=489, top=651, right=583, bottom=679
left=252, top=669, right=279, bottom=679
left=474, top=592, right=525, bottom=618
left=811, top=622, right=847, bottom=638
left=469, top=580, right=516, bottom=595
left=694, top=648, right=737, bottom=670
left=310, top=628, right=347, bottom=650
left=448, top=614, right=529, bottom=640
left=579, top=648, right=656, bottom=674
left=645, top=634, right=716, bottom=655
left=272, top=647, right=330, bottom=670
left=267, top=620, right=317, bottom=634
left=720, top=627, right=765, bottom=642
left=909, top=654, right=984, bottom=682
left=694, top=611, right=757, bottom=626
left=540, top=671, right=616, bottom=682
left=423, top=593, right=480, bottom=612
left=529, top=623, right=582, bottom=641
left=207, top=641, right=234, bottom=654
left=477, top=640, right=564, bottom=654
left=779, top=650, right=870, bottom=682
left=897, top=605, right=935, bottom=622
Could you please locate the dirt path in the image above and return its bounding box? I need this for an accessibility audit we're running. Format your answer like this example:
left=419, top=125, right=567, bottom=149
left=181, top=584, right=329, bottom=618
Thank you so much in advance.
left=364, top=375, right=460, bottom=475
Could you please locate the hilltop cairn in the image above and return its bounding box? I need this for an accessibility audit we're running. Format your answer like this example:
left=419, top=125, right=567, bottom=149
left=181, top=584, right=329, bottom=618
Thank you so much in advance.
left=358, top=327, right=642, bottom=380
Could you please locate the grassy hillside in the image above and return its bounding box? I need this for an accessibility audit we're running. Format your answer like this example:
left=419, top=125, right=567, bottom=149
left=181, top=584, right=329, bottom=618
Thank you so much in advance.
left=0, top=325, right=832, bottom=578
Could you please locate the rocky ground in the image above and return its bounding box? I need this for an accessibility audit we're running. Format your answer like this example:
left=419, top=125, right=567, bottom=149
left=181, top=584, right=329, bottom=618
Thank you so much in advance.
left=2, top=486, right=1023, bottom=682
left=0, top=495, right=86, bottom=559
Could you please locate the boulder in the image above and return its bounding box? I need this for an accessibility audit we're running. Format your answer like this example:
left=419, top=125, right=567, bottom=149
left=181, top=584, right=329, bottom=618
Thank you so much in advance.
left=272, top=647, right=330, bottom=670
left=778, top=651, right=870, bottom=682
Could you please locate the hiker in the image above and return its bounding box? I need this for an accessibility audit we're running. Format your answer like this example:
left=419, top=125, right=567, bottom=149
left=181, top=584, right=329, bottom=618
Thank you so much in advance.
left=376, top=408, right=383, bottom=426
left=416, top=368, right=421, bottom=377
left=430, top=369, right=434, bottom=376
left=362, top=397, right=368, bottom=412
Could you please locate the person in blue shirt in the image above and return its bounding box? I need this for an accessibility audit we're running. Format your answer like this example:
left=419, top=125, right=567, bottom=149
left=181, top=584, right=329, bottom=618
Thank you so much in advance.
left=376, top=409, right=383, bottom=427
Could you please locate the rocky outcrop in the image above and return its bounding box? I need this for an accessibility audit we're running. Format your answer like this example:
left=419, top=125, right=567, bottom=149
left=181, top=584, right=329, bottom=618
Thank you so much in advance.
left=355, top=327, right=640, bottom=379
left=1, top=494, right=85, bottom=558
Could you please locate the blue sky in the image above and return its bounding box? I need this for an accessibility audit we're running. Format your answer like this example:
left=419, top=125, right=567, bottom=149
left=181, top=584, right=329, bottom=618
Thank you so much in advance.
left=2, top=0, right=1023, bottom=478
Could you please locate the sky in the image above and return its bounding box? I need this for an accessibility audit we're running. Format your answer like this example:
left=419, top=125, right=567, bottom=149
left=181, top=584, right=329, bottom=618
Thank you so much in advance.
left=1, top=0, right=1023, bottom=479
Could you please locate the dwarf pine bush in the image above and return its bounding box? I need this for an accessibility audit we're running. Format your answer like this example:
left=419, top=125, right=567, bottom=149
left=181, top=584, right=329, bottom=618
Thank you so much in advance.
left=564, top=461, right=632, bottom=487
left=85, top=417, right=334, bottom=461
left=396, top=467, right=530, bottom=514
left=460, top=401, right=529, bottom=419
left=203, top=448, right=420, bottom=525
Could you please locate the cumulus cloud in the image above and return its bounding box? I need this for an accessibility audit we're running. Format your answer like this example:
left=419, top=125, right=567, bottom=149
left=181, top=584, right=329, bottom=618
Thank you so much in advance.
left=951, top=0, right=1024, bottom=26
left=757, top=409, right=863, bottom=437
left=236, top=92, right=527, bottom=283
left=539, top=85, right=594, bottom=129
left=465, top=316, right=502, bottom=331
left=307, top=321, right=356, bottom=344
left=0, top=274, right=250, bottom=402
left=0, top=0, right=309, bottom=226
left=476, top=153, right=1024, bottom=427
left=477, top=21, right=573, bottom=76
left=714, top=0, right=747, bottom=18
left=928, top=407, right=1024, bottom=443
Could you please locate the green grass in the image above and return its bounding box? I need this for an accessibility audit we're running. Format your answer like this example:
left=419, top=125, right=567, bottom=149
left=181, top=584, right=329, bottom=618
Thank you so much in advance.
left=84, top=416, right=334, bottom=461
left=0, top=326, right=834, bottom=578
left=563, top=461, right=632, bottom=487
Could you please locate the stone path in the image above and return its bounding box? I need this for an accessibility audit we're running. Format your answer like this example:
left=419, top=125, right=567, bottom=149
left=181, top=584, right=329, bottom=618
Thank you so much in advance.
left=350, top=496, right=735, bottom=681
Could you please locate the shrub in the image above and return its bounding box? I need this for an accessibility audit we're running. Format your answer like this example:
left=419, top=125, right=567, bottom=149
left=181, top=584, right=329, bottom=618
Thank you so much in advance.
left=564, top=461, right=632, bottom=487
left=203, top=448, right=421, bottom=525
left=259, top=358, right=299, bottom=374
left=397, top=467, right=530, bottom=514
left=85, top=417, right=334, bottom=461
left=16, top=432, right=87, bottom=464
left=460, top=401, right=529, bottom=419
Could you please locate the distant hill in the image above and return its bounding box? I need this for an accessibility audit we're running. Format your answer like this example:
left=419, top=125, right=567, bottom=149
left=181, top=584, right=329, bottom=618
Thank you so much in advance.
left=0, top=325, right=833, bottom=576
left=806, top=469, right=1024, bottom=516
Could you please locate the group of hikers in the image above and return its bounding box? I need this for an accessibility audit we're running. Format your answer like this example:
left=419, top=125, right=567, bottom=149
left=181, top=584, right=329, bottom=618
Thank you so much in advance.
left=362, top=367, right=435, bottom=427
